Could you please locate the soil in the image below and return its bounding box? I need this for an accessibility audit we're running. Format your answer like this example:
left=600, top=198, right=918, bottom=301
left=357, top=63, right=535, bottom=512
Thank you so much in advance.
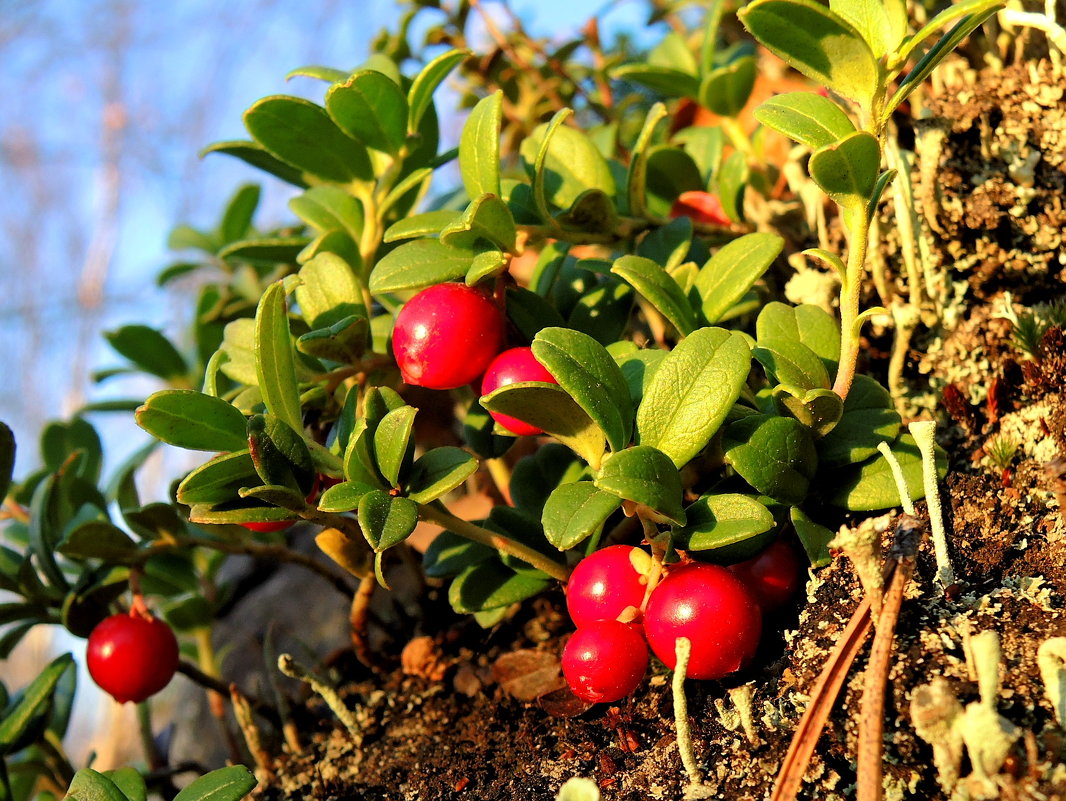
left=217, top=58, right=1066, bottom=801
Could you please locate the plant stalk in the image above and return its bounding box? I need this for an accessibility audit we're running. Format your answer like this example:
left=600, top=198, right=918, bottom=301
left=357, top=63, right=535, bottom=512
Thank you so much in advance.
left=832, top=208, right=872, bottom=400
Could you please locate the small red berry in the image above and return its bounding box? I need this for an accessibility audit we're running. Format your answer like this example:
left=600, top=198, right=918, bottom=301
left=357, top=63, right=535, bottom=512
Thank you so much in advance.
left=240, top=519, right=294, bottom=533
left=480, top=347, right=559, bottom=436
left=562, top=620, right=648, bottom=703
left=728, top=538, right=803, bottom=612
left=566, top=545, right=653, bottom=628
left=392, top=283, right=506, bottom=390
left=669, top=191, right=731, bottom=227
left=644, top=563, right=761, bottom=680
left=87, top=612, right=180, bottom=703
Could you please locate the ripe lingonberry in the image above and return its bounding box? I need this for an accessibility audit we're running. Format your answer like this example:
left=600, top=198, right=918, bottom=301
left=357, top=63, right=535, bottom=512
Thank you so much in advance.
left=480, top=347, right=559, bottom=436
left=562, top=620, right=648, bottom=703
left=392, top=283, right=505, bottom=390
left=87, top=611, right=180, bottom=703
left=669, top=191, right=731, bottom=226
left=566, top=545, right=653, bottom=627
left=644, top=563, right=761, bottom=680
left=728, top=538, right=803, bottom=612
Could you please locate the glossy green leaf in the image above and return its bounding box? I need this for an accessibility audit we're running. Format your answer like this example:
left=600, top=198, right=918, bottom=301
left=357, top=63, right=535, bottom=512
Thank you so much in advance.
left=611, top=255, right=696, bottom=336
left=219, top=184, right=260, bottom=244
left=675, top=127, right=725, bottom=185
left=595, top=446, right=685, bottom=524
left=63, top=770, right=129, bottom=801
left=316, top=480, right=375, bottom=513
left=696, top=233, right=783, bottom=325
left=247, top=414, right=315, bottom=494
left=28, top=476, right=70, bottom=590
left=40, top=418, right=102, bottom=482
left=509, top=444, right=587, bottom=516
left=636, top=327, right=750, bottom=468
left=296, top=315, right=368, bottom=364
left=504, top=286, right=567, bottom=342
left=406, top=447, right=479, bottom=504
left=739, top=0, right=880, bottom=102
left=135, top=390, right=248, bottom=452
left=716, top=150, right=748, bottom=223
left=637, top=216, right=693, bottom=274
left=288, top=185, right=365, bottom=241
left=893, top=0, right=1002, bottom=68
left=217, top=318, right=255, bottom=385
left=532, top=328, right=633, bottom=453
left=672, top=494, right=775, bottom=553
left=645, top=147, right=704, bottom=218
left=104, top=325, right=188, bottom=380
left=772, top=386, right=844, bottom=437
left=542, top=482, right=622, bottom=550
left=383, top=210, right=461, bottom=243
left=373, top=406, right=417, bottom=488
left=790, top=506, right=834, bottom=567
left=614, top=347, right=667, bottom=408
left=830, top=0, right=894, bottom=56
left=357, top=491, right=418, bottom=552
left=176, top=450, right=259, bottom=506
left=103, top=768, right=146, bottom=801
left=368, top=239, right=473, bottom=293
left=756, top=302, right=840, bottom=369
left=753, top=338, right=831, bottom=390
left=326, top=70, right=407, bottom=155
left=817, top=374, right=900, bottom=468
left=408, top=48, right=470, bottom=132
left=423, top=531, right=494, bottom=579
left=825, top=432, right=946, bottom=511
left=699, top=57, right=756, bottom=117
left=0, top=653, right=73, bottom=754
left=521, top=117, right=616, bottom=212
left=566, top=276, right=634, bottom=346
left=57, top=522, right=139, bottom=563
left=556, top=189, right=618, bottom=235
left=171, top=766, right=257, bottom=801
left=187, top=503, right=293, bottom=527
left=612, top=65, right=700, bottom=98
left=286, top=65, right=349, bottom=82
left=465, top=250, right=508, bottom=286
left=753, top=91, right=857, bottom=150
left=300, top=232, right=362, bottom=278
left=808, top=131, right=880, bottom=209
left=199, top=140, right=309, bottom=188
left=295, top=252, right=366, bottom=329
left=449, top=561, right=550, bottom=614
left=481, top=383, right=606, bottom=469
left=459, top=91, right=503, bottom=201
left=724, top=415, right=818, bottom=505
left=440, top=193, right=517, bottom=253
left=626, top=103, right=668, bottom=220
left=218, top=237, right=309, bottom=265
left=0, top=422, right=15, bottom=504
left=255, top=282, right=303, bottom=434
left=243, top=96, right=371, bottom=183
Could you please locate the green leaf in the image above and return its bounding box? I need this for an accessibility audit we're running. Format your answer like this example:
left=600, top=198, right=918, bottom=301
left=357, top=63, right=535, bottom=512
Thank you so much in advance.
left=724, top=415, right=819, bottom=505
left=57, top=522, right=139, bottom=563
left=772, top=386, right=844, bottom=437
left=104, top=768, right=146, bottom=801
left=449, top=561, right=550, bottom=614
left=636, top=327, right=751, bottom=468
left=316, top=480, right=375, bottom=513
left=459, top=91, right=503, bottom=200
left=373, top=406, right=417, bottom=487
left=716, top=150, right=748, bottom=223
left=672, top=494, right=775, bottom=553
left=440, top=193, right=517, bottom=253
left=296, top=316, right=368, bottom=364
left=0, top=422, right=15, bottom=504
left=219, top=184, right=260, bottom=244
left=614, top=347, right=667, bottom=408
left=756, top=302, right=841, bottom=369
left=637, top=216, right=693, bottom=274
left=243, top=95, right=371, bottom=183
left=406, top=447, right=479, bottom=504
left=521, top=118, right=616, bottom=212
left=423, top=531, right=494, bottom=579
left=753, top=338, right=831, bottom=390
left=462, top=400, right=515, bottom=461
left=104, top=325, right=188, bottom=380
left=531, top=328, right=633, bottom=452
left=326, top=70, right=408, bottom=155
left=808, top=131, right=881, bottom=210
left=295, top=252, right=367, bottom=329
left=481, top=384, right=606, bottom=469
left=0, top=653, right=73, bottom=754
left=542, top=482, right=622, bottom=550
left=286, top=65, right=349, bottom=83
left=790, top=507, right=833, bottom=567
left=218, top=236, right=309, bottom=265
left=247, top=414, right=315, bottom=494
left=696, top=233, right=783, bottom=325
left=199, top=140, right=309, bottom=188
left=645, top=147, right=704, bottom=218
left=650, top=30, right=700, bottom=74
left=135, top=390, right=248, bottom=452
left=753, top=91, right=857, bottom=150
left=595, top=446, right=685, bottom=524
left=368, top=239, right=474, bottom=293
left=566, top=276, right=634, bottom=346
left=408, top=48, right=470, bottom=133
left=176, top=451, right=259, bottom=506
left=383, top=210, right=461, bottom=243
left=556, top=189, right=618, bottom=235
left=830, top=0, right=894, bottom=56
left=893, top=0, right=1002, bottom=68
left=28, top=476, right=70, bottom=591
left=357, top=491, right=418, bottom=552
left=611, top=255, right=697, bottom=336
left=288, top=185, right=365, bottom=242
left=612, top=65, right=700, bottom=98
left=63, top=770, right=129, bottom=801
left=171, top=766, right=257, bottom=801
left=255, top=282, right=303, bottom=434
left=825, top=432, right=945, bottom=511
left=465, top=250, right=508, bottom=285
left=509, top=444, right=587, bottom=517
left=738, top=0, right=880, bottom=103
left=626, top=103, right=668, bottom=220
left=699, top=57, right=757, bottom=117
left=817, top=374, right=900, bottom=468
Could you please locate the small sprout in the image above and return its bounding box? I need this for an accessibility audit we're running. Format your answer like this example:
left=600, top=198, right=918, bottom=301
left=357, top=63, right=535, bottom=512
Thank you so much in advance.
left=829, top=519, right=884, bottom=617
left=909, top=421, right=955, bottom=588
left=877, top=440, right=916, bottom=516
left=1037, top=637, right=1066, bottom=728
left=910, top=678, right=965, bottom=793
left=983, top=434, right=1019, bottom=473
left=277, top=654, right=362, bottom=742
left=999, top=292, right=1066, bottom=360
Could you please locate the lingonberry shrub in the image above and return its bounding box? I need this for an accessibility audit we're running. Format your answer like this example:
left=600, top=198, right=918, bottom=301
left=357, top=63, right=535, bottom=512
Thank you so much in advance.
left=480, top=347, right=558, bottom=436
left=561, top=620, right=649, bottom=704
left=87, top=611, right=180, bottom=704
left=644, top=563, right=762, bottom=680
left=728, top=538, right=804, bottom=612
left=566, top=545, right=653, bottom=627
left=392, top=282, right=505, bottom=390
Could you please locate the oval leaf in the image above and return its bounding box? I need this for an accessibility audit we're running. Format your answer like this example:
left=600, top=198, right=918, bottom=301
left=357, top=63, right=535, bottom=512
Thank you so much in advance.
left=459, top=91, right=503, bottom=201
left=753, top=91, right=857, bottom=150
left=408, top=48, right=470, bottom=132
left=368, top=239, right=474, bottom=294
left=136, top=390, right=248, bottom=453
left=816, top=374, right=900, bottom=468
left=611, top=255, right=697, bottom=337
left=357, top=491, right=418, bottom=552
left=753, top=338, right=832, bottom=390
left=673, top=494, right=776, bottom=553
left=0, top=653, right=73, bottom=754
left=808, top=130, right=881, bottom=210
left=406, top=447, right=479, bottom=504
left=64, top=770, right=129, bottom=801
left=542, top=482, right=622, bottom=551
left=825, top=432, right=946, bottom=511
left=449, top=561, right=550, bottom=614
left=172, top=766, right=258, bottom=801
left=594, top=446, right=685, bottom=525
left=326, top=70, right=407, bottom=155
left=104, top=325, right=188, bottom=380
left=696, top=233, right=784, bottom=325
left=699, top=56, right=757, bottom=118
left=255, top=283, right=304, bottom=435
left=723, top=415, right=819, bottom=505
left=373, top=406, right=417, bottom=487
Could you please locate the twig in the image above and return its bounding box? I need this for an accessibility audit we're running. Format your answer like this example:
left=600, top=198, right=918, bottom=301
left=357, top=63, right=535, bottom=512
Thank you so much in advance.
left=278, top=654, right=362, bottom=742
left=350, top=574, right=377, bottom=668
left=230, top=684, right=275, bottom=782
left=176, top=660, right=277, bottom=724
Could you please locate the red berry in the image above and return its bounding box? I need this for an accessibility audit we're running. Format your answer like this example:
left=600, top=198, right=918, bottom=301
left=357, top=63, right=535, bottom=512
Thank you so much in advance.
left=392, top=283, right=505, bottom=390
left=241, top=519, right=294, bottom=533
left=566, top=545, right=653, bottom=628
left=480, top=347, right=558, bottom=436
left=728, top=538, right=803, bottom=612
left=562, top=620, right=648, bottom=703
left=644, top=563, right=761, bottom=680
left=87, top=612, right=180, bottom=703
left=669, top=191, right=731, bottom=227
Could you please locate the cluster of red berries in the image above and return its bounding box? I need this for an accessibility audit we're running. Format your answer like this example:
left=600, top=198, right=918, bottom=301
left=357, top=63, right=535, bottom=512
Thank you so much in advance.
left=561, top=539, right=801, bottom=703
left=87, top=608, right=180, bottom=704
left=391, top=282, right=558, bottom=435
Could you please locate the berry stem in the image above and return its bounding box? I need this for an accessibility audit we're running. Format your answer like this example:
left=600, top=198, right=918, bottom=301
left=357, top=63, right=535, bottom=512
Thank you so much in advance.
left=417, top=501, right=571, bottom=582
left=136, top=700, right=165, bottom=771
